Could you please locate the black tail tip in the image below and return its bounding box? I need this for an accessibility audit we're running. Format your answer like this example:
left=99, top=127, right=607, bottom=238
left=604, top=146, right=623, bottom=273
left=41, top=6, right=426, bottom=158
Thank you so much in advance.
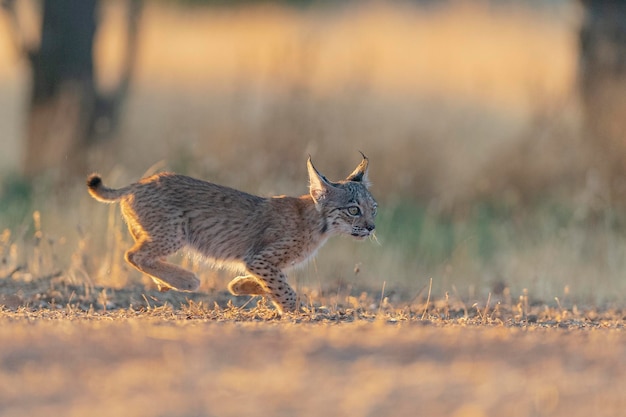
left=87, top=174, right=102, bottom=189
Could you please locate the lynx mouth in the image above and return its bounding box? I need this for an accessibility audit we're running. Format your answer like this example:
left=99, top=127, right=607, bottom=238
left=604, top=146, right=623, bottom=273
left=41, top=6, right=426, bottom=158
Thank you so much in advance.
left=351, top=232, right=370, bottom=240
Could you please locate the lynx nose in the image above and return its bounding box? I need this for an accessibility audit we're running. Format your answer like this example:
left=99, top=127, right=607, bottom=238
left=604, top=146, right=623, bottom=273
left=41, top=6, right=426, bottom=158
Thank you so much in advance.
left=366, top=223, right=375, bottom=232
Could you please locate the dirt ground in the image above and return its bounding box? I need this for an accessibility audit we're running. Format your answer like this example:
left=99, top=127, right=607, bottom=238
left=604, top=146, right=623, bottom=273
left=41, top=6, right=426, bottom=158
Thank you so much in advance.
left=0, top=269, right=625, bottom=417
left=0, top=294, right=624, bottom=417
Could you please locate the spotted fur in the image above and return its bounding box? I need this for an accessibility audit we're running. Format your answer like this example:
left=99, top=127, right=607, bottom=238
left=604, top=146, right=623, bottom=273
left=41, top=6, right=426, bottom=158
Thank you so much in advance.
left=87, top=155, right=377, bottom=314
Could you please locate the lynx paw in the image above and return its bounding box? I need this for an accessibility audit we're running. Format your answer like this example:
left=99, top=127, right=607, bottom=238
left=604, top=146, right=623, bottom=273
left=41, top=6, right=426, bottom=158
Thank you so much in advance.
left=228, top=276, right=268, bottom=296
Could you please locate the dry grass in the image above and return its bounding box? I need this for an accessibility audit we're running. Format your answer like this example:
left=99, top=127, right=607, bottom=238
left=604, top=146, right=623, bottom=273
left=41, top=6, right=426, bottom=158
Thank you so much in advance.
left=0, top=2, right=621, bottom=306
left=1, top=1, right=624, bottom=303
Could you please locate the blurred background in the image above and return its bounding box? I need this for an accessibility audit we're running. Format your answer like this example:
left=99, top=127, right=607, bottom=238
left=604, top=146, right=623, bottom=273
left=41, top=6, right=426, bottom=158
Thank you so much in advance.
left=1, top=0, right=626, bottom=307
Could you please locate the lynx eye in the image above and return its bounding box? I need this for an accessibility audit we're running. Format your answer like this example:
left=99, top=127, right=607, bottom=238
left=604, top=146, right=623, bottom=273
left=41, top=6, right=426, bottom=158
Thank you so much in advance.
left=347, top=206, right=361, bottom=216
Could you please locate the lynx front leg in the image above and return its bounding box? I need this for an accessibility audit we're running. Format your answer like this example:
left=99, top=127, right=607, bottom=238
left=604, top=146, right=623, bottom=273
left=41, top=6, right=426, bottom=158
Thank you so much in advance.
left=125, top=242, right=200, bottom=292
left=245, top=260, right=297, bottom=314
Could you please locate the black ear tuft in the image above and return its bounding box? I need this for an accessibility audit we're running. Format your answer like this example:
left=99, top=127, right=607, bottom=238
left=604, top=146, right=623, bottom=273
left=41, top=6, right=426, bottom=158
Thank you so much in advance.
left=346, top=152, right=370, bottom=185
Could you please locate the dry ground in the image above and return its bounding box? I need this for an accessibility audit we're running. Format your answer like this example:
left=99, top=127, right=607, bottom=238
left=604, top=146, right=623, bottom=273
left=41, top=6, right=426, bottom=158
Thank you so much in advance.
left=0, top=305, right=625, bottom=417
left=0, top=277, right=625, bottom=417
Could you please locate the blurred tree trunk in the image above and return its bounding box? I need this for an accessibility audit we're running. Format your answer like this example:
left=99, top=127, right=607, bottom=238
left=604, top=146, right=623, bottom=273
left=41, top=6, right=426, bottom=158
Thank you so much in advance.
left=25, top=0, right=98, bottom=178
left=3, top=0, right=141, bottom=179
left=579, top=0, right=626, bottom=200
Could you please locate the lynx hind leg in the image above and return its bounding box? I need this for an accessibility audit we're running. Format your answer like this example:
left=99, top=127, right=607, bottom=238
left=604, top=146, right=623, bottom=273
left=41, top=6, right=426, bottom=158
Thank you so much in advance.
left=228, top=275, right=268, bottom=296
left=124, top=242, right=200, bottom=292
left=245, top=261, right=298, bottom=314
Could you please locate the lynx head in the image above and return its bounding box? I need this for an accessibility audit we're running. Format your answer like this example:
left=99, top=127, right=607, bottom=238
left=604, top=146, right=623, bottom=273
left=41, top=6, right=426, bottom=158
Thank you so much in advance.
left=307, top=153, right=378, bottom=239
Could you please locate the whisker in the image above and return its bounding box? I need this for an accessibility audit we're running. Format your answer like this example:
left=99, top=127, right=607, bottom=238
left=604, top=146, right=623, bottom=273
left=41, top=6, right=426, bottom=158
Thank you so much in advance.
left=369, top=232, right=381, bottom=245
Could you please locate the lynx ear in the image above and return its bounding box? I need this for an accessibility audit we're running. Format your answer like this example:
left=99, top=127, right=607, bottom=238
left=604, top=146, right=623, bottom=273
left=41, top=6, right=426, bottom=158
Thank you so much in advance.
left=307, top=156, right=332, bottom=204
left=346, top=152, right=370, bottom=186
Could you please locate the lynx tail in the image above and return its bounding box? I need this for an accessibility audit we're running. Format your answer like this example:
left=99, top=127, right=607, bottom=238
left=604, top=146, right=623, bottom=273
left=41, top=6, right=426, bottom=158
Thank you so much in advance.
left=86, top=174, right=130, bottom=203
